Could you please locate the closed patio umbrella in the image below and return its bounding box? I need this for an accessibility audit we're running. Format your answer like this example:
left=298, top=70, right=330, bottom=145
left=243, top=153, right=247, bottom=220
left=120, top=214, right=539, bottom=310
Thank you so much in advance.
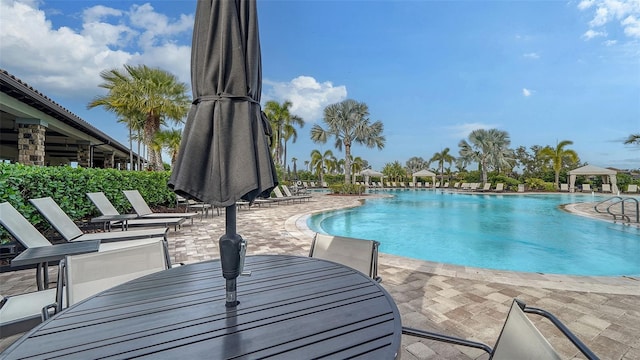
left=169, top=0, right=277, bottom=307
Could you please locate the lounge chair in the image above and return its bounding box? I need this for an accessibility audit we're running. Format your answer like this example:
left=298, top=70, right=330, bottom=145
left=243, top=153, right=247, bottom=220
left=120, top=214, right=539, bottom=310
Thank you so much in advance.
left=403, top=298, right=597, bottom=360
left=29, top=197, right=169, bottom=242
left=627, top=184, right=638, bottom=193
left=469, top=183, right=479, bottom=191
left=601, top=184, right=612, bottom=193
left=560, top=183, right=569, bottom=192
left=309, top=233, right=381, bottom=282
left=517, top=184, right=525, bottom=192
left=123, top=190, right=198, bottom=224
left=271, top=186, right=295, bottom=204
left=87, top=192, right=187, bottom=230
left=582, top=184, right=592, bottom=192
left=0, top=202, right=168, bottom=290
left=477, top=183, right=491, bottom=192
left=494, top=183, right=504, bottom=192
left=281, top=185, right=312, bottom=202
left=443, top=182, right=449, bottom=188
left=321, top=181, right=328, bottom=188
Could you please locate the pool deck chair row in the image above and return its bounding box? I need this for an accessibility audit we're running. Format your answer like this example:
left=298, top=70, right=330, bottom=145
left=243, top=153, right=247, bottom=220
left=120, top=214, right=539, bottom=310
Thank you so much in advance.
left=29, top=197, right=169, bottom=242
left=124, top=190, right=198, bottom=224
left=309, top=233, right=381, bottom=283
left=87, top=192, right=185, bottom=231
left=403, top=298, right=598, bottom=359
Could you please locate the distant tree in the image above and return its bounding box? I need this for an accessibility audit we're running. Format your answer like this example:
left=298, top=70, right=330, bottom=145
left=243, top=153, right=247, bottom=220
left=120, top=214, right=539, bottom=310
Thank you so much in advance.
left=429, top=148, right=455, bottom=183
left=264, top=100, right=304, bottom=167
left=382, top=161, right=406, bottom=182
left=154, top=128, right=182, bottom=168
left=88, top=65, right=189, bottom=171
left=458, top=129, right=512, bottom=184
left=405, top=156, right=428, bottom=175
left=349, top=156, right=365, bottom=183
left=624, top=134, right=640, bottom=145
left=311, top=99, right=385, bottom=184
left=310, top=149, right=335, bottom=184
left=539, top=140, right=579, bottom=190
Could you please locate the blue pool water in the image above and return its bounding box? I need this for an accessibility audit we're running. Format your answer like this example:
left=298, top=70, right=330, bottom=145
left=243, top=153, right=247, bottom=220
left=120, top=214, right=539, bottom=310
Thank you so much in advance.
left=308, top=190, right=640, bottom=276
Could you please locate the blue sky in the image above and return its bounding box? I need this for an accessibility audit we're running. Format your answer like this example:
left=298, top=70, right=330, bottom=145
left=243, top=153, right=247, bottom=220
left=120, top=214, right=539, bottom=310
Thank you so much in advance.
left=1, top=0, right=638, bottom=172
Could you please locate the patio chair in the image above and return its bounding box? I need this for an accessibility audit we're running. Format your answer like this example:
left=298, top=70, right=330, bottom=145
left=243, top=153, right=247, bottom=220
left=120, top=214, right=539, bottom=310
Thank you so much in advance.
left=49, top=239, right=169, bottom=315
left=1, top=290, right=56, bottom=337
left=123, top=190, right=198, bottom=224
left=517, top=184, right=525, bottom=192
left=29, top=197, right=169, bottom=242
left=601, top=184, right=611, bottom=193
left=86, top=192, right=186, bottom=230
left=560, top=183, right=569, bottom=192
left=309, top=233, right=381, bottom=282
left=627, top=184, right=638, bottom=193
left=582, top=184, right=592, bottom=192
left=494, top=183, right=504, bottom=192
left=403, top=298, right=598, bottom=360
left=477, top=183, right=491, bottom=192
left=0, top=202, right=169, bottom=289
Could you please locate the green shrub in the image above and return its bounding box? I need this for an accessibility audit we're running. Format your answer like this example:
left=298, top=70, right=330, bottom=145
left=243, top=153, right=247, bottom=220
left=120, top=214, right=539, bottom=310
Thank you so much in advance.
left=524, top=178, right=554, bottom=191
left=0, top=163, right=174, bottom=242
left=329, top=183, right=364, bottom=195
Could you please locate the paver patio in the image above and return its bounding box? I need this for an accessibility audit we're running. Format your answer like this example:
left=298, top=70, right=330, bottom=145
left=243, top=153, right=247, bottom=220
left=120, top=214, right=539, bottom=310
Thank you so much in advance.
left=1, top=192, right=639, bottom=359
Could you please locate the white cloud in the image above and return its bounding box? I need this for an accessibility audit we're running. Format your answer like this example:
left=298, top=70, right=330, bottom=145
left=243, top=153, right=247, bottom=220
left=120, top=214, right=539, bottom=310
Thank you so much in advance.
left=603, top=39, right=618, bottom=45
left=446, top=122, right=499, bottom=139
left=621, top=15, right=640, bottom=37
left=522, top=88, right=532, bottom=97
left=0, top=0, right=193, bottom=99
left=263, top=76, right=347, bottom=123
left=523, top=52, right=540, bottom=59
left=582, top=29, right=607, bottom=39
left=578, top=0, right=640, bottom=39
left=578, top=0, right=596, bottom=10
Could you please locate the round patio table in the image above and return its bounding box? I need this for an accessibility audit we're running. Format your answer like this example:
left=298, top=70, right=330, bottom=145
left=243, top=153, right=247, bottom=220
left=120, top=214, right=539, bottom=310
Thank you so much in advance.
left=2, top=255, right=402, bottom=359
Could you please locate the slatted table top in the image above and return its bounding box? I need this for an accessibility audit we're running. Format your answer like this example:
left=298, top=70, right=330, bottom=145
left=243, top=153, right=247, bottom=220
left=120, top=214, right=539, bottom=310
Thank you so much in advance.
left=2, top=255, right=401, bottom=359
left=10, top=240, right=100, bottom=267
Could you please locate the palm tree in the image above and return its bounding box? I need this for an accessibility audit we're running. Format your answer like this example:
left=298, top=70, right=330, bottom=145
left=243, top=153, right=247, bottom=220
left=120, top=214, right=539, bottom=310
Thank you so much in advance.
left=382, top=161, right=405, bottom=182
left=429, top=148, right=455, bottom=183
left=291, top=157, right=298, bottom=180
left=310, top=149, right=334, bottom=184
left=264, top=100, right=304, bottom=167
left=405, top=157, right=428, bottom=175
left=539, top=140, right=579, bottom=190
left=310, top=99, right=385, bottom=184
left=624, top=134, right=640, bottom=145
left=154, top=128, right=182, bottom=169
left=458, top=128, right=512, bottom=183
left=351, top=156, right=364, bottom=180
left=88, top=65, right=189, bottom=171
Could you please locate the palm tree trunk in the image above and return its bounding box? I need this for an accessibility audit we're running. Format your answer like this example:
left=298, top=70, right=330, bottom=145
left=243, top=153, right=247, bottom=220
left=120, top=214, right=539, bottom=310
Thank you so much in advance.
left=344, top=145, right=352, bottom=184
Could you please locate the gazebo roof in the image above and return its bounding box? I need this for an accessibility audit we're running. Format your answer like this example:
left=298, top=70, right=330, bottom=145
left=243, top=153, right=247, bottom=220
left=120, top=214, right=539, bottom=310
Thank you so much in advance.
left=568, top=164, right=616, bottom=175
left=413, top=169, right=436, bottom=177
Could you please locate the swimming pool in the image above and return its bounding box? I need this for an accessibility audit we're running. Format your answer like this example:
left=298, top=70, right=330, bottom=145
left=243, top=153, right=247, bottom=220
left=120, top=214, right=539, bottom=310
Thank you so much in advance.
left=308, top=190, right=640, bottom=276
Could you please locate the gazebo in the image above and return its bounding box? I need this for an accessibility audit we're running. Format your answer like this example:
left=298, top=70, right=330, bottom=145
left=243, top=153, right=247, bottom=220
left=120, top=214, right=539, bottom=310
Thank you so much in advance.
left=358, top=169, right=384, bottom=184
left=568, top=165, right=618, bottom=193
left=412, top=169, right=437, bottom=185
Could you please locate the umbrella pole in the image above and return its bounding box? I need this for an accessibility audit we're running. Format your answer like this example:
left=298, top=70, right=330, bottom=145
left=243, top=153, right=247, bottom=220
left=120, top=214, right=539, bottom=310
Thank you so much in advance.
left=220, top=204, right=243, bottom=307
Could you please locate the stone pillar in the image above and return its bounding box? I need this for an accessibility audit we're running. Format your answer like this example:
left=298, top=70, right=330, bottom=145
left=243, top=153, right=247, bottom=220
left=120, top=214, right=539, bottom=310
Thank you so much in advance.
left=77, top=141, right=90, bottom=168
left=104, top=152, right=115, bottom=169
left=16, top=118, right=48, bottom=166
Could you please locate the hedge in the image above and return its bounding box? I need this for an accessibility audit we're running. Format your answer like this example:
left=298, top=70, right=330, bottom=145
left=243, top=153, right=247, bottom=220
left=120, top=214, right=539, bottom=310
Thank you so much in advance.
left=0, top=163, right=176, bottom=242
